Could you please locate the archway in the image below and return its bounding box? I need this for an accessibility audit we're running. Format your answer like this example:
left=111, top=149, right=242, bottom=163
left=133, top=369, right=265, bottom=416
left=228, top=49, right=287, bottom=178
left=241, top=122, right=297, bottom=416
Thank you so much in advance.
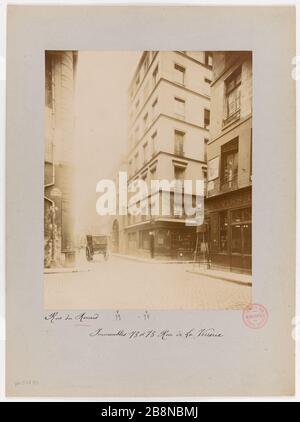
left=112, top=219, right=119, bottom=253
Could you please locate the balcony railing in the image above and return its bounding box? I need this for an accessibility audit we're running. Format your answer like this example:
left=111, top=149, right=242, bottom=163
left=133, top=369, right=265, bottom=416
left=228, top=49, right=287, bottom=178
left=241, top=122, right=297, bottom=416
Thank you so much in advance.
left=222, top=109, right=240, bottom=127
left=206, top=175, right=238, bottom=197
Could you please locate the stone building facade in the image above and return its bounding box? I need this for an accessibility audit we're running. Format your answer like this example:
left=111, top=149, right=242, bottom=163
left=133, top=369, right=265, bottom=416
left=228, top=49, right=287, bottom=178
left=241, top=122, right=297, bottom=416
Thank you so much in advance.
left=113, top=51, right=212, bottom=260
left=204, top=51, right=252, bottom=273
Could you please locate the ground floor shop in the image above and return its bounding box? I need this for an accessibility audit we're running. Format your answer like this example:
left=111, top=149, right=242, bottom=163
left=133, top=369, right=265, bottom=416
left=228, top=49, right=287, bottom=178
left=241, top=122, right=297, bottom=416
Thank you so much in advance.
left=122, top=220, right=197, bottom=260
left=204, top=186, right=252, bottom=274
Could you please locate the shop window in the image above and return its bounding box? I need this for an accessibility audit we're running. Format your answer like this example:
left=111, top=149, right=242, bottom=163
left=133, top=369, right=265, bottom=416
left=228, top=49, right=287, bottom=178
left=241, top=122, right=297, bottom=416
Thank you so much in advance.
left=209, top=212, right=219, bottom=252
left=230, top=207, right=252, bottom=255
left=128, top=232, right=137, bottom=249
left=156, top=230, right=168, bottom=247
left=231, top=225, right=243, bottom=253
left=231, top=208, right=251, bottom=223
left=139, top=230, right=150, bottom=249
left=219, top=211, right=228, bottom=252
left=243, top=224, right=252, bottom=254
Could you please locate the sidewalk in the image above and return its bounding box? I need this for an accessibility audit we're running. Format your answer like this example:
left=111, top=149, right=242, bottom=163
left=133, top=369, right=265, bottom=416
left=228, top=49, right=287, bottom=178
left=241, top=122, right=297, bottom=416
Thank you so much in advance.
left=112, top=253, right=194, bottom=264
left=44, top=267, right=91, bottom=275
left=187, top=266, right=252, bottom=286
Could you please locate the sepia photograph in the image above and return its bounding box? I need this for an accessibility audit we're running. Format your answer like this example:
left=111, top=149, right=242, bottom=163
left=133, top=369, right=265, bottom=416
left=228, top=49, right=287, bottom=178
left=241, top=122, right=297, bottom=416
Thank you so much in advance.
left=6, top=4, right=296, bottom=399
left=44, top=50, right=253, bottom=310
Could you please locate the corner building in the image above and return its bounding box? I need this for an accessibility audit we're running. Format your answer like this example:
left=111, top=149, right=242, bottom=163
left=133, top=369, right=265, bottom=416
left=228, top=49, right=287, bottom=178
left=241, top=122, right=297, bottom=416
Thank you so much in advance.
left=115, top=51, right=212, bottom=260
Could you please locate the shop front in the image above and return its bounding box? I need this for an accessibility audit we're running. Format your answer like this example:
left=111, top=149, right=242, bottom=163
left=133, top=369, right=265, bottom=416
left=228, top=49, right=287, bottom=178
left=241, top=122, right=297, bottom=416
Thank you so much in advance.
left=125, top=221, right=196, bottom=260
left=205, top=187, right=252, bottom=274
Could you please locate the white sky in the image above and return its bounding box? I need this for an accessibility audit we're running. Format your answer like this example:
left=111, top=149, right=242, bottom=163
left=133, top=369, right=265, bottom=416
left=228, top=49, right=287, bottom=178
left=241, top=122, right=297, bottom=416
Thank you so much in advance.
left=73, top=51, right=141, bottom=234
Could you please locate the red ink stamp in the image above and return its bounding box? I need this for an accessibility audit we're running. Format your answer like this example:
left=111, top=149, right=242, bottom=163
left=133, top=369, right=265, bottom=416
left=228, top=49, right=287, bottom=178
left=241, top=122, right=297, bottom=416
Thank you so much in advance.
left=242, top=304, right=268, bottom=329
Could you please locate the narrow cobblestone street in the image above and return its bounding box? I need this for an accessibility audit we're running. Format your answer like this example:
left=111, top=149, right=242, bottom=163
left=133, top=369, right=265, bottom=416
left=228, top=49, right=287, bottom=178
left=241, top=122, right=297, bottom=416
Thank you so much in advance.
left=44, top=255, right=251, bottom=310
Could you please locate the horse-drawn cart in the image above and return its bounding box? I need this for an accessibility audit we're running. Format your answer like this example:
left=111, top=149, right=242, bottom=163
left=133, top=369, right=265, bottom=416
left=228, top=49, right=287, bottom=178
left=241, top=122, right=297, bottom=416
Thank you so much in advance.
left=86, top=235, right=109, bottom=261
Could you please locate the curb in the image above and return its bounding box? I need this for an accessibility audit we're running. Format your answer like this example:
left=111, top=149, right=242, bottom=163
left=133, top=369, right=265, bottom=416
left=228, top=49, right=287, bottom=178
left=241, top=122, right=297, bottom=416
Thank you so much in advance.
left=44, top=268, right=91, bottom=275
left=111, top=253, right=194, bottom=265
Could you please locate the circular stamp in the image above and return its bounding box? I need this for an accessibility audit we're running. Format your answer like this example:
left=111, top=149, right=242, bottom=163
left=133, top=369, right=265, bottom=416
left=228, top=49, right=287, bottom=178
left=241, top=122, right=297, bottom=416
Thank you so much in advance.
left=242, top=303, right=268, bottom=329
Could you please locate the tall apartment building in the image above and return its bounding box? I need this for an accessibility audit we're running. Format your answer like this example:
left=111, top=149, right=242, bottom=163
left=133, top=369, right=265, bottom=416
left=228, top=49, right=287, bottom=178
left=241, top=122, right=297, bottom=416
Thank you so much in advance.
left=113, top=51, right=212, bottom=259
left=204, top=51, right=252, bottom=273
left=44, top=51, right=78, bottom=267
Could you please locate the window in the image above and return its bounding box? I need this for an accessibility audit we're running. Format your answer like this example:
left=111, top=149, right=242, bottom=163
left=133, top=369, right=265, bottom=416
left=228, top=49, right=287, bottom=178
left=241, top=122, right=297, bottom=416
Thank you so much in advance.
left=128, top=160, right=133, bottom=177
left=205, top=52, right=213, bottom=67
left=45, top=54, right=53, bottom=108
left=128, top=232, right=137, bottom=249
left=174, top=63, right=185, bottom=85
left=134, top=126, right=139, bottom=143
left=143, top=54, right=149, bottom=73
left=135, top=99, right=140, bottom=111
left=174, top=97, right=185, bottom=118
left=174, top=130, right=185, bottom=156
left=150, top=165, right=157, bottom=180
left=220, top=138, right=238, bottom=190
left=134, top=152, right=139, bottom=172
left=231, top=208, right=252, bottom=254
left=204, top=109, right=210, bottom=129
left=139, top=230, right=150, bottom=250
left=143, top=142, right=148, bottom=163
left=204, top=138, right=209, bottom=162
left=151, top=132, right=157, bottom=155
left=153, top=65, right=158, bottom=86
left=174, top=166, right=185, bottom=181
left=143, top=82, right=149, bottom=101
left=224, top=67, right=242, bottom=122
left=143, top=113, right=148, bottom=130
left=219, top=211, right=228, bottom=252
left=152, top=98, right=158, bottom=120
left=204, top=77, right=211, bottom=84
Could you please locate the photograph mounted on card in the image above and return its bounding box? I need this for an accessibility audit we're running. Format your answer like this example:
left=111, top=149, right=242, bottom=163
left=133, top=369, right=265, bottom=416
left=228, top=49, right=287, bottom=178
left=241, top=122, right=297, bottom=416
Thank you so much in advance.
left=6, top=5, right=295, bottom=397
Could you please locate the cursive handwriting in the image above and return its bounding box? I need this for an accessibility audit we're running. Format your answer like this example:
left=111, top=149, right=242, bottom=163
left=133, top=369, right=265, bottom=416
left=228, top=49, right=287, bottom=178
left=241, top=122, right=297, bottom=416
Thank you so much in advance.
left=45, top=311, right=100, bottom=324
left=44, top=312, right=224, bottom=340
left=89, top=328, right=223, bottom=340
